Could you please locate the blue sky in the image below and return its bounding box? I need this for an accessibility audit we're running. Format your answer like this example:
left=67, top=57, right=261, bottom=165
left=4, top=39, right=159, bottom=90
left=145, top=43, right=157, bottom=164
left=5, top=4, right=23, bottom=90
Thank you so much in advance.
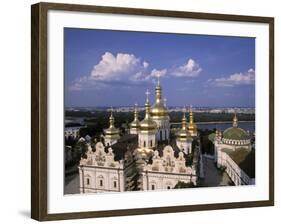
left=64, top=28, right=255, bottom=107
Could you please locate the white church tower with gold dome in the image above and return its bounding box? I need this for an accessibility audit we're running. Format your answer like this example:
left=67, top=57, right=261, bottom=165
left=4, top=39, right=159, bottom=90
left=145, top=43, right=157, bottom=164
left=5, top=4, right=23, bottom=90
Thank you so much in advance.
left=151, top=76, right=170, bottom=142
left=130, top=104, right=140, bottom=134
left=176, top=107, right=193, bottom=154
left=103, top=110, right=120, bottom=146
left=137, top=90, right=157, bottom=155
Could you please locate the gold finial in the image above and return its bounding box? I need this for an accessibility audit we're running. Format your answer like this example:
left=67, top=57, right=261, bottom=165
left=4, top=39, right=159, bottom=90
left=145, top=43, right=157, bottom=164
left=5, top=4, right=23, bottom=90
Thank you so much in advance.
left=182, top=105, right=187, bottom=117
left=109, top=107, right=115, bottom=128
left=233, top=111, right=238, bottom=127
left=145, top=89, right=150, bottom=103
left=182, top=106, right=187, bottom=130
left=189, top=105, right=194, bottom=123
left=156, top=72, right=161, bottom=86
left=134, top=103, right=139, bottom=120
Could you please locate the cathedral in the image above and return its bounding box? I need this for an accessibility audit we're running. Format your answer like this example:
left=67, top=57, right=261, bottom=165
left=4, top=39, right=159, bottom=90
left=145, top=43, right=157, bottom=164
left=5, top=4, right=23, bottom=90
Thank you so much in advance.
left=78, top=78, right=202, bottom=193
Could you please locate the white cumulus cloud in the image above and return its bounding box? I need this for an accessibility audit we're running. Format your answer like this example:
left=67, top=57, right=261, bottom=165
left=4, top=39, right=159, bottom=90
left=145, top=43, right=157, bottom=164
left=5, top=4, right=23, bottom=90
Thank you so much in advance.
left=172, top=59, right=202, bottom=77
left=90, top=52, right=146, bottom=81
left=208, top=68, right=255, bottom=87
left=68, top=53, right=203, bottom=91
left=68, top=52, right=167, bottom=91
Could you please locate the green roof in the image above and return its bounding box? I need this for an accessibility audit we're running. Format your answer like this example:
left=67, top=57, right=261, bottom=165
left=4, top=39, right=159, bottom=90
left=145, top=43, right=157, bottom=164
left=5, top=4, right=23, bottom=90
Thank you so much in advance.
left=223, top=127, right=249, bottom=140
left=208, top=133, right=216, bottom=143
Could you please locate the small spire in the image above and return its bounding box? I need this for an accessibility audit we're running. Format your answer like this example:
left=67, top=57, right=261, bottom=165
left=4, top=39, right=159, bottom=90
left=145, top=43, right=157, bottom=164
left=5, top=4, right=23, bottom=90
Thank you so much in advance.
left=134, top=103, right=139, bottom=121
left=156, top=73, right=161, bottom=86
left=182, top=106, right=187, bottom=130
left=233, top=112, right=238, bottom=127
left=182, top=105, right=187, bottom=118
left=145, top=89, right=150, bottom=103
left=109, top=106, right=115, bottom=128
left=189, top=105, right=194, bottom=124
left=144, top=90, right=151, bottom=118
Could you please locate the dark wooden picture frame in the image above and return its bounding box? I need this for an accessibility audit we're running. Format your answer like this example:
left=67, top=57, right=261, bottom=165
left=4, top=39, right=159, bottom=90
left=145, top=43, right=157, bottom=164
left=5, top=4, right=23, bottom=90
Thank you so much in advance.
left=31, top=2, right=274, bottom=221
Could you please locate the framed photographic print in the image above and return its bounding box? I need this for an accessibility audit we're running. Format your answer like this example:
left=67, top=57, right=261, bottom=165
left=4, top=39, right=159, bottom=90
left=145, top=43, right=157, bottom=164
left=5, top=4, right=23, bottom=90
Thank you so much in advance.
left=31, top=2, right=274, bottom=221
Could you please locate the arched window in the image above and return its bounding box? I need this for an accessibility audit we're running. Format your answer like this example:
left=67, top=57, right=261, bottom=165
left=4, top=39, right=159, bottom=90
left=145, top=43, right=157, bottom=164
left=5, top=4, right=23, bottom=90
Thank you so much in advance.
left=113, top=181, right=117, bottom=188
left=98, top=175, right=104, bottom=188
left=150, top=140, right=153, bottom=147
left=143, top=141, right=146, bottom=147
left=86, top=178, right=90, bottom=185
left=151, top=184, right=155, bottom=190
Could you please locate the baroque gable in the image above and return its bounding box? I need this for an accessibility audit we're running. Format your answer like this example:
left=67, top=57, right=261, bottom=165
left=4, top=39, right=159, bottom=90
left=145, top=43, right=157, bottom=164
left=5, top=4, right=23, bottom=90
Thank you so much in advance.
left=80, top=142, right=123, bottom=168
left=144, top=145, right=194, bottom=175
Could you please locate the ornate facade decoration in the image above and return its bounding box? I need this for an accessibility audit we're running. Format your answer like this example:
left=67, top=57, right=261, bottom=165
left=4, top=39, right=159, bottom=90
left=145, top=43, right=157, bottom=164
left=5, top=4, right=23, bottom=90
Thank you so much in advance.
left=79, top=78, right=201, bottom=193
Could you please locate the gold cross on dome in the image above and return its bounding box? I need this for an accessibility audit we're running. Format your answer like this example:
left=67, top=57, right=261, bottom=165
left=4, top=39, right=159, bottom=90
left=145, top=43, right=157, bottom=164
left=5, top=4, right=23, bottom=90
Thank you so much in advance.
left=183, top=105, right=186, bottom=113
left=145, top=89, right=150, bottom=101
left=156, top=73, right=161, bottom=85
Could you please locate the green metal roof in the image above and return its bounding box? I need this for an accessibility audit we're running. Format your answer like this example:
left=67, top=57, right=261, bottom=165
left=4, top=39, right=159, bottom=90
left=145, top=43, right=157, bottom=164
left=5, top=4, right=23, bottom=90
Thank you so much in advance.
left=223, top=127, right=249, bottom=140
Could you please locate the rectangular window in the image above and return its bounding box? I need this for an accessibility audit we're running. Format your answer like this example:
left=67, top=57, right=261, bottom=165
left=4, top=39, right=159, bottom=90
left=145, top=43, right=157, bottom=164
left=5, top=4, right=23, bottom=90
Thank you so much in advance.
left=152, top=184, right=155, bottom=190
left=100, top=179, right=103, bottom=186
left=86, top=178, right=90, bottom=185
left=114, top=181, right=117, bottom=188
left=150, top=140, right=153, bottom=147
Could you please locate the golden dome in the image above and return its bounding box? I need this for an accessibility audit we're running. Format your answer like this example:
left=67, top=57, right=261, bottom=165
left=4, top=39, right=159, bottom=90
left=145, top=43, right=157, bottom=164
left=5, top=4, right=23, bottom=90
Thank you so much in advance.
left=177, top=108, right=192, bottom=141
left=140, top=90, right=157, bottom=131
left=151, top=80, right=169, bottom=118
left=104, top=111, right=120, bottom=137
left=130, top=104, right=140, bottom=129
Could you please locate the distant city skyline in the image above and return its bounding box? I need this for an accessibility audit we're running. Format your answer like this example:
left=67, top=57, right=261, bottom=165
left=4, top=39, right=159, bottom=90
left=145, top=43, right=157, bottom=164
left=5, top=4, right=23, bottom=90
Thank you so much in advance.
left=65, top=28, right=255, bottom=107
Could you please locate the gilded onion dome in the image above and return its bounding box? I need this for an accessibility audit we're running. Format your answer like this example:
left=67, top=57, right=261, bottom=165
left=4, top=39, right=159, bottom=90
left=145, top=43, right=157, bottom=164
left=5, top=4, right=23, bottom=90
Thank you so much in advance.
left=104, top=110, right=120, bottom=139
left=151, top=77, right=169, bottom=118
left=188, top=106, right=197, bottom=133
left=177, top=108, right=192, bottom=141
left=130, top=104, right=140, bottom=129
left=140, top=90, right=157, bottom=131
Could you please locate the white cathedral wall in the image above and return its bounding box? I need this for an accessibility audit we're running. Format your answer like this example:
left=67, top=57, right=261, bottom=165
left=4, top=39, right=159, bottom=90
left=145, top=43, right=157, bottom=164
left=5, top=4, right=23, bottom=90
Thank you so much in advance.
left=138, top=131, right=156, bottom=148
left=79, top=166, right=125, bottom=193
left=129, top=128, right=139, bottom=135
left=153, top=119, right=170, bottom=141
left=220, top=152, right=252, bottom=185
left=176, top=140, right=192, bottom=154
left=141, top=172, right=196, bottom=190
left=104, top=138, right=118, bottom=147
